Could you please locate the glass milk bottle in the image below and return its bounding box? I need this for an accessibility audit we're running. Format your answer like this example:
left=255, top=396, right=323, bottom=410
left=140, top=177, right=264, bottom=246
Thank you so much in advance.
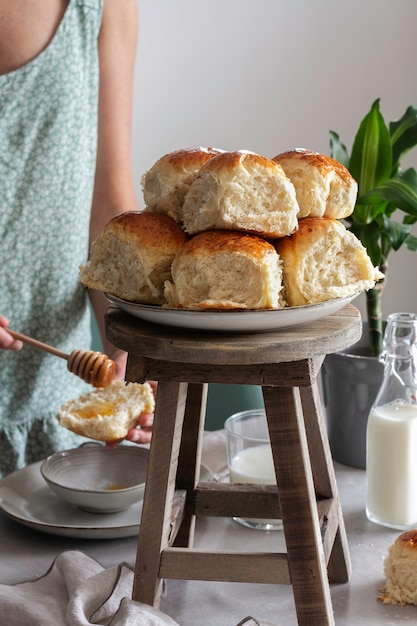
left=366, top=312, right=417, bottom=529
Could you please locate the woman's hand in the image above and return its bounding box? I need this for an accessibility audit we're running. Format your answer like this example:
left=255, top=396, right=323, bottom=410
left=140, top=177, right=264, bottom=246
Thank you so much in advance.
left=125, top=411, right=153, bottom=444
left=0, top=315, right=23, bottom=351
left=125, top=379, right=157, bottom=444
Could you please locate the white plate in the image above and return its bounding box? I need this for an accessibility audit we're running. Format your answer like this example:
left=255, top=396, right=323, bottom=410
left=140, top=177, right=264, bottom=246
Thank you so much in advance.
left=0, top=461, right=142, bottom=539
left=106, top=293, right=357, bottom=333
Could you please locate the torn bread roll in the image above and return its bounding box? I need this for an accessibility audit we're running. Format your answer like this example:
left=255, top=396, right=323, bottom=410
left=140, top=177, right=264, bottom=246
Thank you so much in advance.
left=272, top=148, right=357, bottom=219
left=79, top=211, right=187, bottom=304
left=57, top=380, right=155, bottom=443
left=164, top=229, right=285, bottom=310
left=141, top=146, right=224, bottom=223
left=379, top=530, right=417, bottom=606
left=276, top=217, right=383, bottom=306
left=181, top=150, right=299, bottom=238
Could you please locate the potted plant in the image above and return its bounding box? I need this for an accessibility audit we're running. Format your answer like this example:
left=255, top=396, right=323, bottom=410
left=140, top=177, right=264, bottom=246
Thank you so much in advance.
left=322, top=99, right=417, bottom=468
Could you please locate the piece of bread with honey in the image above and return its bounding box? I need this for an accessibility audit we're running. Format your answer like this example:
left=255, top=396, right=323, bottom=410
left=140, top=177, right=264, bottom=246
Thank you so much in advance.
left=57, top=380, right=155, bottom=443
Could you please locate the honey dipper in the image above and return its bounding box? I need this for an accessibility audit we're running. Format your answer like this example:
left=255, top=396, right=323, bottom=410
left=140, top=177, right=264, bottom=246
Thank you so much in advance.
left=8, top=329, right=115, bottom=388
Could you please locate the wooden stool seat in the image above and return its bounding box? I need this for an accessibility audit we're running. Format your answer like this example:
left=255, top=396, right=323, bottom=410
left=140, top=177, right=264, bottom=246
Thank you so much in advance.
left=106, top=304, right=362, bottom=626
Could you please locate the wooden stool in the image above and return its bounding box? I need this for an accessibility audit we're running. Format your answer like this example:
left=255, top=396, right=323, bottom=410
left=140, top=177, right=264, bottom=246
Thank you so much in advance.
left=106, top=304, right=362, bottom=626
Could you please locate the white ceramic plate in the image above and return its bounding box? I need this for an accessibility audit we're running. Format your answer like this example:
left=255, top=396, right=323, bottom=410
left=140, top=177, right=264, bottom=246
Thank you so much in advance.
left=106, top=293, right=357, bottom=333
left=0, top=461, right=143, bottom=539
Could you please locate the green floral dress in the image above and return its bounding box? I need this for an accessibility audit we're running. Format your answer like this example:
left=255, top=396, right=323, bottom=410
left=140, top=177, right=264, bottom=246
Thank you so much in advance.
left=0, top=0, right=103, bottom=477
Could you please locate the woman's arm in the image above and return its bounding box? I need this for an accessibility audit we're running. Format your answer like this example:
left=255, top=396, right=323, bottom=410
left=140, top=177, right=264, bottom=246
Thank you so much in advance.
left=90, top=0, right=139, bottom=236
left=88, top=0, right=139, bottom=375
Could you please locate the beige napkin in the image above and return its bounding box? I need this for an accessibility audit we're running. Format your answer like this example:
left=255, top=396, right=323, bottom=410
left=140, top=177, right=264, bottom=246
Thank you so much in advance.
left=0, top=550, right=179, bottom=626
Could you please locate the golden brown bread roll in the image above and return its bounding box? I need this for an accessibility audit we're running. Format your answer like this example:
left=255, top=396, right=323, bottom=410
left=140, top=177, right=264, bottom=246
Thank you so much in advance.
left=164, top=229, right=286, bottom=310
left=272, top=148, right=357, bottom=219
left=276, top=217, right=383, bottom=306
left=79, top=211, right=187, bottom=304
left=379, top=530, right=417, bottom=606
left=181, top=150, right=299, bottom=238
left=57, top=380, right=155, bottom=443
left=141, top=146, right=224, bottom=222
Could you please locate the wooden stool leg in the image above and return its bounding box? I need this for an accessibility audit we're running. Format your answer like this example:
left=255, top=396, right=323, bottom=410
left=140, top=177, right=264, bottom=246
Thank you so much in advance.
left=300, top=380, right=351, bottom=583
left=174, top=382, right=208, bottom=548
left=263, top=385, right=334, bottom=626
left=132, top=380, right=188, bottom=607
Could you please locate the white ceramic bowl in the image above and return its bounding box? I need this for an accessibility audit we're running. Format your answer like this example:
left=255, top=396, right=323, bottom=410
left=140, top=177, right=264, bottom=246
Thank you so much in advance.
left=41, top=444, right=148, bottom=513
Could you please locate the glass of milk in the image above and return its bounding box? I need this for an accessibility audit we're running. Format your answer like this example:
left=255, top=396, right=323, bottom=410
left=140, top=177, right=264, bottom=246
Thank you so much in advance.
left=225, top=409, right=282, bottom=531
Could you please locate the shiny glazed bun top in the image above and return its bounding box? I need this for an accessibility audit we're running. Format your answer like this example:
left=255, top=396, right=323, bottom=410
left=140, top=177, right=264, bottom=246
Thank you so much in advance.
left=272, top=148, right=357, bottom=219
left=396, top=530, right=417, bottom=549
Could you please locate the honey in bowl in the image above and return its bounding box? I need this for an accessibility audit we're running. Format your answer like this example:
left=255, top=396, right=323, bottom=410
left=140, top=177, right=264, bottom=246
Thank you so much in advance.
left=105, top=483, right=128, bottom=491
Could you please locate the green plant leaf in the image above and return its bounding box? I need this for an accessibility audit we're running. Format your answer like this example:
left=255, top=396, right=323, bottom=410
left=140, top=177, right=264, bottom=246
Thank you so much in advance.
left=329, top=131, right=350, bottom=167
left=405, top=233, right=417, bottom=251
left=389, top=105, right=417, bottom=168
left=349, top=99, right=392, bottom=194
left=382, top=215, right=414, bottom=250
left=350, top=200, right=388, bottom=224
left=360, top=168, right=417, bottom=218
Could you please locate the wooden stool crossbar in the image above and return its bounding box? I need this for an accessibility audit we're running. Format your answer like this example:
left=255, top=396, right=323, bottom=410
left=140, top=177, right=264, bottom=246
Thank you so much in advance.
left=106, top=304, right=362, bottom=626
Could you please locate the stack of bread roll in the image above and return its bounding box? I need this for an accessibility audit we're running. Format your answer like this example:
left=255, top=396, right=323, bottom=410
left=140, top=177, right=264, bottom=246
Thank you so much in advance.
left=79, top=146, right=382, bottom=311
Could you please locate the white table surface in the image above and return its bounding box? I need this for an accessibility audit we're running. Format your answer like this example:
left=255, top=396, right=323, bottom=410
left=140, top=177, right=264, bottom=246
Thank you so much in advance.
left=0, top=454, right=416, bottom=625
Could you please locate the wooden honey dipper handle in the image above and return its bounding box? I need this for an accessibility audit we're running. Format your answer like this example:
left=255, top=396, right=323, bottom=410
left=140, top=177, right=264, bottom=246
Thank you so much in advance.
left=7, top=330, right=115, bottom=388
left=8, top=329, right=69, bottom=359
